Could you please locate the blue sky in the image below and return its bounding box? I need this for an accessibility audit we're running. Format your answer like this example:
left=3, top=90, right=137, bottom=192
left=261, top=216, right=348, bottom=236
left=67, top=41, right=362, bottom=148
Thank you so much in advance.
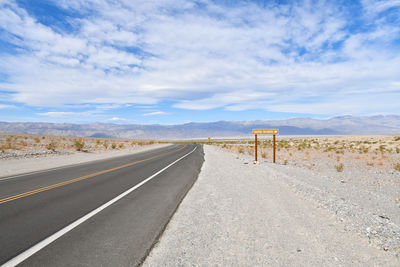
left=0, top=0, right=399, bottom=124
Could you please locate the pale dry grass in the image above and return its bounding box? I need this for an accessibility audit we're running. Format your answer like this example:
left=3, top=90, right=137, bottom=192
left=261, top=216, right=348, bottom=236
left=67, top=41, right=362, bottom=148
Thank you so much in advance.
left=210, top=135, right=400, bottom=173
left=0, top=133, right=161, bottom=155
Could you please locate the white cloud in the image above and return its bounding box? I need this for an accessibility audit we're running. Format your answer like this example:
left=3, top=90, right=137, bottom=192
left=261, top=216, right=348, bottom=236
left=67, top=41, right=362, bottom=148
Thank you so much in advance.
left=0, top=104, right=16, bottom=109
left=36, top=111, right=101, bottom=118
left=142, top=111, right=170, bottom=116
left=361, top=0, right=400, bottom=15
left=107, top=117, right=125, bottom=121
left=0, top=0, right=399, bottom=116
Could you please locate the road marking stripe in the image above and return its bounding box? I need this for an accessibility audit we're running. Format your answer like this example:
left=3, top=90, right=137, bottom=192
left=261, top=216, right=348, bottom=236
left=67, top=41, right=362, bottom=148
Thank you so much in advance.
left=0, top=145, right=186, bottom=205
left=2, top=145, right=197, bottom=267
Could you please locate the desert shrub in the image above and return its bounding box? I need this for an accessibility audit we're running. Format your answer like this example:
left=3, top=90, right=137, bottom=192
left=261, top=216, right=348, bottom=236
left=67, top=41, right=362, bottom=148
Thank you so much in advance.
left=394, top=136, right=400, bottom=141
left=103, top=142, right=108, bottom=149
left=283, top=159, right=288, bottom=165
left=394, top=163, right=400, bottom=171
left=396, top=147, right=400, bottom=154
left=42, top=136, right=45, bottom=139
left=34, top=137, right=40, bottom=143
left=149, top=140, right=155, bottom=145
left=96, top=140, right=101, bottom=145
left=46, top=141, right=57, bottom=151
left=19, top=140, right=27, bottom=147
left=111, top=143, right=117, bottom=149
left=238, top=147, right=244, bottom=154
left=118, top=143, right=124, bottom=149
left=335, top=163, right=344, bottom=172
left=73, top=139, right=85, bottom=151
left=261, top=152, right=267, bottom=158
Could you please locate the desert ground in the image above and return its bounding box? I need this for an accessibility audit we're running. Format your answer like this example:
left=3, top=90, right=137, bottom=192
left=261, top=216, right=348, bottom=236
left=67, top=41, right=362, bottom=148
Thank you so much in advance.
left=145, top=141, right=400, bottom=266
left=203, top=135, right=400, bottom=172
left=1, top=133, right=400, bottom=265
left=0, top=133, right=167, bottom=177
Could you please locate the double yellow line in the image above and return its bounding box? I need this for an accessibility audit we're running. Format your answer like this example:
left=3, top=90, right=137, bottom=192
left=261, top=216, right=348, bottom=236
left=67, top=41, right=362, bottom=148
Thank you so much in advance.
left=0, top=145, right=186, bottom=205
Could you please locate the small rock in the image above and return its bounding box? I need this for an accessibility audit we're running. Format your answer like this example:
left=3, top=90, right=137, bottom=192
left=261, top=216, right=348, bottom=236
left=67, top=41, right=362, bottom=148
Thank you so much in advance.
left=296, top=248, right=302, bottom=252
left=379, top=215, right=390, bottom=220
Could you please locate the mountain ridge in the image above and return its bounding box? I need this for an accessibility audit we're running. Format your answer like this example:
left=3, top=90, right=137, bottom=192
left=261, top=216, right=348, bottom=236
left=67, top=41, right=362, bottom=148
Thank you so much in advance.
left=1, top=115, right=399, bottom=139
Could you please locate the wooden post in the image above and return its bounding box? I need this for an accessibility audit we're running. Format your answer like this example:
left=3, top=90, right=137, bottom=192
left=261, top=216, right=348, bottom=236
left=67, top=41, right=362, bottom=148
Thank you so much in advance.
left=255, top=134, right=258, bottom=162
left=273, top=134, right=276, bottom=163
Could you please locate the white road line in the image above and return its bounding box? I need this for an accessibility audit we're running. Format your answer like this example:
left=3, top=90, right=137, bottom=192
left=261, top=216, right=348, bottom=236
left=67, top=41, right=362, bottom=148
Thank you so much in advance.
left=1, top=146, right=197, bottom=267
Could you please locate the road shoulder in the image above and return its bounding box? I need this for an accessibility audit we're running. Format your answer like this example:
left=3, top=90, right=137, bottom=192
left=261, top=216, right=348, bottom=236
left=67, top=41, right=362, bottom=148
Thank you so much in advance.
left=144, top=145, right=399, bottom=266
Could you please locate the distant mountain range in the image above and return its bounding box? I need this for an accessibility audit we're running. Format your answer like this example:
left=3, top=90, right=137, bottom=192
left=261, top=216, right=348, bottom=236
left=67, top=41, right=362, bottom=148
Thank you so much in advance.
left=1, top=115, right=400, bottom=139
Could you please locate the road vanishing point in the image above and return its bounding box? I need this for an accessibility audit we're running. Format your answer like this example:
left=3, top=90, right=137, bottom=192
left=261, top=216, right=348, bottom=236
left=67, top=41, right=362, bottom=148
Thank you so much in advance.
left=0, top=144, right=204, bottom=266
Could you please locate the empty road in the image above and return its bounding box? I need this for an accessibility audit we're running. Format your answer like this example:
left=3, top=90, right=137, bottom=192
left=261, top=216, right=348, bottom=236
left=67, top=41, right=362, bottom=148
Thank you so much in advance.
left=0, top=144, right=204, bottom=266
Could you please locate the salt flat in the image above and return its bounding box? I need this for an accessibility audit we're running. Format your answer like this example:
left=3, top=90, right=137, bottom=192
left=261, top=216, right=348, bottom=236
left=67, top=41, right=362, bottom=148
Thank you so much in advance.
left=144, top=145, right=399, bottom=266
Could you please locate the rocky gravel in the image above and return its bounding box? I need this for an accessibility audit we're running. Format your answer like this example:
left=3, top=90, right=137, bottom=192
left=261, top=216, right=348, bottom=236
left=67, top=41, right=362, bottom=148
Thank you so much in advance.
left=144, top=145, right=399, bottom=266
left=268, top=160, right=400, bottom=257
left=0, top=149, right=70, bottom=160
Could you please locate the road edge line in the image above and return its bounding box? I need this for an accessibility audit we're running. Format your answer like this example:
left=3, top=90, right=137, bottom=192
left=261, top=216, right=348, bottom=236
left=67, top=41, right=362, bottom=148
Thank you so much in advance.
left=2, top=146, right=197, bottom=267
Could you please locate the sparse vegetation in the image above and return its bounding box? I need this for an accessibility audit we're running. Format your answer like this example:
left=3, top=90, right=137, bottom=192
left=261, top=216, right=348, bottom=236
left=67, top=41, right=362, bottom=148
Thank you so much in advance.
left=394, top=163, right=400, bottom=171
left=46, top=141, right=58, bottom=151
left=211, top=135, right=399, bottom=173
left=111, top=143, right=117, bottom=149
left=73, top=138, right=85, bottom=151
left=0, top=134, right=159, bottom=158
left=335, top=163, right=344, bottom=172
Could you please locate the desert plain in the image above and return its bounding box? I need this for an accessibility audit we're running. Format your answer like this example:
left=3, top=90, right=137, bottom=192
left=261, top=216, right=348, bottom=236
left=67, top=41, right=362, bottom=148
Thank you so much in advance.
left=1, top=133, right=400, bottom=265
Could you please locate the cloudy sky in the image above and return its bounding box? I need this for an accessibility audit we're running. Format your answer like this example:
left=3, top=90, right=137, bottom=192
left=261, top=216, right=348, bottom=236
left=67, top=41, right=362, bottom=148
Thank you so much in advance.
left=0, top=0, right=399, bottom=124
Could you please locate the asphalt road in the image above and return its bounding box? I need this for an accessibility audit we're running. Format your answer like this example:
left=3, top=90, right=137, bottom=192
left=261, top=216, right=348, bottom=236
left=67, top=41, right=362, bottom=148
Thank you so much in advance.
left=0, top=144, right=204, bottom=266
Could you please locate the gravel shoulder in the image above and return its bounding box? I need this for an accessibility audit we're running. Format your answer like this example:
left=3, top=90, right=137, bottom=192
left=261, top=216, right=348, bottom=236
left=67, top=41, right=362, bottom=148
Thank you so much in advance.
left=144, top=145, right=399, bottom=266
left=0, top=144, right=169, bottom=178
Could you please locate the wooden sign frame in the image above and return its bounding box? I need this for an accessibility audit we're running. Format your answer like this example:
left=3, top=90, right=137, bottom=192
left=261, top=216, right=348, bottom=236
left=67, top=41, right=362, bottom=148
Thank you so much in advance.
left=253, top=129, right=279, bottom=163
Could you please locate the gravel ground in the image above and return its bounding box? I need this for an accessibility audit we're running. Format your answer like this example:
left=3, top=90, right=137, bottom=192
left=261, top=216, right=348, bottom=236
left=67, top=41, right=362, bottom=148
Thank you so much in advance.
left=143, top=145, right=399, bottom=266
left=0, top=144, right=169, bottom=178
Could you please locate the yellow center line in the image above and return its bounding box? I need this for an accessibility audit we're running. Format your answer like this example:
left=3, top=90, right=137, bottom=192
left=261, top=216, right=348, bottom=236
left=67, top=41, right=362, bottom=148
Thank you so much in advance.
left=0, top=145, right=187, bottom=205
